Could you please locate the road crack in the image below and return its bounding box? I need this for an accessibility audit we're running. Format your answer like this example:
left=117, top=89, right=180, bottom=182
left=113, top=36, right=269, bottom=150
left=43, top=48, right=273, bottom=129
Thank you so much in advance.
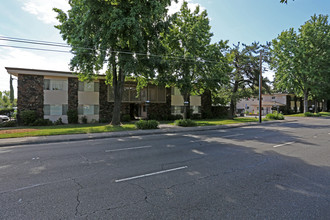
left=73, top=178, right=83, bottom=217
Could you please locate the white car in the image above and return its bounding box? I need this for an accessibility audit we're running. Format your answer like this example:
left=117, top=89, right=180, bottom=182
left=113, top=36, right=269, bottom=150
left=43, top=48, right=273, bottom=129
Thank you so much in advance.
left=0, top=115, right=10, bottom=123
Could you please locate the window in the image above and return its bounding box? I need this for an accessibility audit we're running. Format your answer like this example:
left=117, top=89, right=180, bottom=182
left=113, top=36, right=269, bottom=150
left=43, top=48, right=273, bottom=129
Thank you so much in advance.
left=291, top=101, right=295, bottom=110
left=191, top=106, right=201, bottom=114
left=130, top=87, right=140, bottom=102
left=171, top=106, right=184, bottom=114
left=158, top=87, right=166, bottom=102
left=108, top=86, right=114, bottom=102
left=108, top=85, right=165, bottom=103
left=123, top=86, right=130, bottom=102
left=44, top=79, right=68, bottom=91
left=78, top=82, right=99, bottom=92
left=78, top=105, right=99, bottom=115
left=44, top=104, right=68, bottom=116
left=148, top=86, right=157, bottom=101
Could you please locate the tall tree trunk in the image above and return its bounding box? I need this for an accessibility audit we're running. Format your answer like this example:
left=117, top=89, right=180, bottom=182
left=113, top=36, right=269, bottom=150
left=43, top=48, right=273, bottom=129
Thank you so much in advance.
left=229, top=81, right=239, bottom=118
left=111, top=66, right=124, bottom=125
left=323, top=100, right=328, bottom=112
left=9, top=75, right=14, bottom=103
left=314, top=100, right=318, bottom=113
left=303, top=90, right=308, bottom=113
left=183, top=93, right=190, bottom=120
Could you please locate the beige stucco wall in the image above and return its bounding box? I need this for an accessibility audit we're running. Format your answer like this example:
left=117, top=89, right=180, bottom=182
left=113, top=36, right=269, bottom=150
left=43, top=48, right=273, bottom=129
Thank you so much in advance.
left=190, top=96, right=201, bottom=106
left=171, top=95, right=184, bottom=106
left=44, top=90, right=68, bottom=105
left=171, top=95, right=201, bottom=106
left=78, top=91, right=99, bottom=105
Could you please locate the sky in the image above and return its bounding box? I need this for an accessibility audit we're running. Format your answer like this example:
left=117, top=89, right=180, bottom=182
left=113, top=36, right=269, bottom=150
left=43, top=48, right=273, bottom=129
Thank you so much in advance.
left=0, top=0, right=329, bottom=96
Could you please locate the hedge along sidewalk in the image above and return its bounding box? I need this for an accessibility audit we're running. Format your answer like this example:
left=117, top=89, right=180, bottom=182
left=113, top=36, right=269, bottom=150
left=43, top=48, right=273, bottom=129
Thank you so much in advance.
left=0, top=119, right=291, bottom=148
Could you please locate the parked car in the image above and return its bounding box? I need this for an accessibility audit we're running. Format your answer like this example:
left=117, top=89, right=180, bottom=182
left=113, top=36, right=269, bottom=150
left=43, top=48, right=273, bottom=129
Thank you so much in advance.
left=0, top=115, right=10, bottom=123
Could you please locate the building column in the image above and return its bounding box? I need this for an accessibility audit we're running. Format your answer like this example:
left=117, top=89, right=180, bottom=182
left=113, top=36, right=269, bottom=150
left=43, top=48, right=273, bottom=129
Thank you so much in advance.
left=17, top=74, right=44, bottom=123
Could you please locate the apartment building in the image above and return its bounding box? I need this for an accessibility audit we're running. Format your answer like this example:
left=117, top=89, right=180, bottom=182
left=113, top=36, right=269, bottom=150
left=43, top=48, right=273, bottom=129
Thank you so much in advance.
left=6, top=67, right=202, bottom=123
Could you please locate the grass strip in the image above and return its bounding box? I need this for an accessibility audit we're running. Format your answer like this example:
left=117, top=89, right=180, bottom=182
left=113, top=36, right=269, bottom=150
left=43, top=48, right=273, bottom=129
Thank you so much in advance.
left=286, top=112, right=330, bottom=117
left=0, top=117, right=269, bottom=139
left=0, top=124, right=136, bottom=139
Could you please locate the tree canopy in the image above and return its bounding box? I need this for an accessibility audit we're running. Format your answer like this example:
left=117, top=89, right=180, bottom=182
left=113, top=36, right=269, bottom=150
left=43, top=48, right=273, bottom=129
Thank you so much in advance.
left=226, top=42, right=271, bottom=117
left=271, top=14, right=330, bottom=113
left=54, top=0, right=174, bottom=124
left=160, top=1, right=230, bottom=119
left=0, top=91, right=16, bottom=109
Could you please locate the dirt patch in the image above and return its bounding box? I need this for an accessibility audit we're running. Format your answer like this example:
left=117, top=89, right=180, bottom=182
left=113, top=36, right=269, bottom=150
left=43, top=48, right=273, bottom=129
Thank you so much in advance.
left=0, top=129, right=39, bottom=134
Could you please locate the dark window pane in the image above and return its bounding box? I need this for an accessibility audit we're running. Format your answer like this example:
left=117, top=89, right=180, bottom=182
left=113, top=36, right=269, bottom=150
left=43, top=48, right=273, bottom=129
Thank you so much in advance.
left=44, top=79, right=50, bottom=90
left=44, top=105, right=50, bottom=115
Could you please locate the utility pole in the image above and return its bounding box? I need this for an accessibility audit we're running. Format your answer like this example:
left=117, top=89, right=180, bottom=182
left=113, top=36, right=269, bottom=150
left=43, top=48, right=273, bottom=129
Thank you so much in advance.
left=259, top=50, right=263, bottom=123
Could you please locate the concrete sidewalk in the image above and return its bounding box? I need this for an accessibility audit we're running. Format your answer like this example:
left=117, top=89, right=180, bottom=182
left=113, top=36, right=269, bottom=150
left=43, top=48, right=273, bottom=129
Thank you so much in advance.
left=0, top=119, right=293, bottom=148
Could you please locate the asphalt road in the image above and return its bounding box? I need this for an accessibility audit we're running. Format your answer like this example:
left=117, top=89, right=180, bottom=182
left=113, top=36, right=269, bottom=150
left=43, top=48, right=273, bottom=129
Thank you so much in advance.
left=0, top=117, right=329, bottom=219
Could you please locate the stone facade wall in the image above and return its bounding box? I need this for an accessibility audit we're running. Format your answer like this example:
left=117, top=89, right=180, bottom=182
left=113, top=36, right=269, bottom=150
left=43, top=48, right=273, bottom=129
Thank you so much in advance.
left=99, top=80, right=113, bottom=122
left=17, top=74, right=44, bottom=120
left=68, top=78, right=78, bottom=111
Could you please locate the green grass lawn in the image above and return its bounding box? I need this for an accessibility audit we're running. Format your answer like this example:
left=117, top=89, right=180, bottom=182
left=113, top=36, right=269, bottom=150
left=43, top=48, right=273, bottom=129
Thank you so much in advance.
left=0, top=123, right=136, bottom=139
left=0, top=117, right=269, bottom=139
left=194, top=117, right=261, bottom=126
left=286, top=112, right=330, bottom=117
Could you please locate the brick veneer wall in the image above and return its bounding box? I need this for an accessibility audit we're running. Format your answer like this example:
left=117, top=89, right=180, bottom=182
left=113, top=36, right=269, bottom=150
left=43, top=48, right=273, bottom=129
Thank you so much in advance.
left=17, top=74, right=44, bottom=121
left=68, top=78, right=78, bottom=111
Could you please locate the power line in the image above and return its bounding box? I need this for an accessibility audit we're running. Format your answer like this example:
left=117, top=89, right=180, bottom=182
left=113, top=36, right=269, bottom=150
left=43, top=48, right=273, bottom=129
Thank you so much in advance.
left=0, top=36, right=68, bottom=46
left=0, top=44, right=71, bottom=53
left=0, top=35, right=223, bottom=64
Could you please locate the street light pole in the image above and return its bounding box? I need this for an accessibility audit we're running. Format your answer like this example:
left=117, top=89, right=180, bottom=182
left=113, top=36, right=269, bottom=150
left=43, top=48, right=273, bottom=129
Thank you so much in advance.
left=259, top=50, right=263, bottom=124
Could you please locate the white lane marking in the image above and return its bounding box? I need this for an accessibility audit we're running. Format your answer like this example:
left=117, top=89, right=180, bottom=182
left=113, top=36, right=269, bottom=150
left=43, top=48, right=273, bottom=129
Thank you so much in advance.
left=115, top=166, right=188, bottom=183
left=273, top=141, right=295, bottom=148
left=222, top=134, right=243, bottom=138
left=105, top=145, right=152, bottom=153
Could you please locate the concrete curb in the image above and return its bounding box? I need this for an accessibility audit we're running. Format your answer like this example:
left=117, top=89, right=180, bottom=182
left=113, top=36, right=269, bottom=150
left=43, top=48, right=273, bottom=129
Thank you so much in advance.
left=0, top=119, right=295, bottom=148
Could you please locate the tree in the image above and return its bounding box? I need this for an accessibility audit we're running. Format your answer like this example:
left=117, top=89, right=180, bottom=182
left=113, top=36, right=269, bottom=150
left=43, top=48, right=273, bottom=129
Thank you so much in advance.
left=228, top=42, right=271, bottom=117
left=0, top=91, right=16, bottom=109
left=160, top=1, right=229, bottom=119
left=54, top=0, right=174, bottom=125
left=9, top=75, right=14, bottom=103
left=271, top=14, right=330, bottom=113
left=280, top=0, right=294, bottom=3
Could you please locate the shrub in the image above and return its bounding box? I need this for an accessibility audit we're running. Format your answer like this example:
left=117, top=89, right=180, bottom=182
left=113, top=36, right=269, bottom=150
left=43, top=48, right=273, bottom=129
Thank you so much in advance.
left=191, top=114, right=201, bottom=120
left=135, top=120, right=159, bottom=130
left=20, top=110, right=37, bottom=126
left=266, top=111, right=285, bottom=120
left=99, top=118, right=111, bottom=123
left=0, top=120, right=17, bottom=127
left=121, top=114, right=131, bottom=122
left=32, top=118, right=53, bottom=126
left=67, top=109, right=78, bottom=124
left=81, top=116, right=88, bottom=124
left=304, top=112, right=321, bottom=117
left=54, top=118, right=64, bottom=125
left=174, top=119, right=197, bottom=127
left=168, top=114, right=183, bottom=121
